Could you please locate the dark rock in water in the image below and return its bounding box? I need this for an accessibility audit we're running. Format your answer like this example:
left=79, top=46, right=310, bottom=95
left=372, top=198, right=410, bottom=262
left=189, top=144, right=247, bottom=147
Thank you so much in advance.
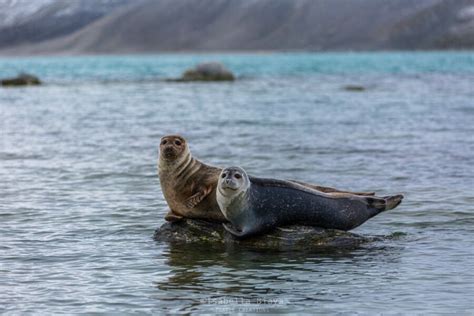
left=154, top=219, right=370, bottom=251
left=343, top=85, right=366, bottom=92
left=170, top=62, right=235, bottom=82
left=1, top=73, right=41, bottom=86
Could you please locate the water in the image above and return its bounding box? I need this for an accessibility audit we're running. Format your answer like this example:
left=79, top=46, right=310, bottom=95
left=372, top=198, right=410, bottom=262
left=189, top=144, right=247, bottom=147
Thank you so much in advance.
left=1, top=52, right=473, bottom=314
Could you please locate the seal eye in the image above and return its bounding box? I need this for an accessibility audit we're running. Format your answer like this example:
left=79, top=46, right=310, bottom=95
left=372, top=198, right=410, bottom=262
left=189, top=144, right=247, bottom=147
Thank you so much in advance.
left=175, top=140, right=182, bottom=146
left=234, top=174, right=241, bottom=179
left=161, top=140, right=167, bottom=145
left=221, top=173, right=227, bottom=178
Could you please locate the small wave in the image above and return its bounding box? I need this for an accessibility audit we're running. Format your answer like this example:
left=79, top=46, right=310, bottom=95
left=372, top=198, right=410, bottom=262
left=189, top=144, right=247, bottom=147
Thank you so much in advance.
left=0, top=152, right=46, bottom=160
left=82, top=172, right=153, bottom=180
left=383, top=231, right=408, bottom=239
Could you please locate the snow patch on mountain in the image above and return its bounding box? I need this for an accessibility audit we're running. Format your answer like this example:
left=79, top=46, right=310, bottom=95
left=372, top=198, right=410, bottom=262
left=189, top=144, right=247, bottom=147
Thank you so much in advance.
left=0, top=0, right=55, bottom=27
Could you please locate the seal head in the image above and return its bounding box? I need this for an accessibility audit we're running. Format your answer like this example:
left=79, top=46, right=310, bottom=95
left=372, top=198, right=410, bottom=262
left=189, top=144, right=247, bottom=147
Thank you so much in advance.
left=159, top=135, right=188, bottom=166
left=217, top=167, right=250, bottom=221
left=218, top=166, right=249, bottom=193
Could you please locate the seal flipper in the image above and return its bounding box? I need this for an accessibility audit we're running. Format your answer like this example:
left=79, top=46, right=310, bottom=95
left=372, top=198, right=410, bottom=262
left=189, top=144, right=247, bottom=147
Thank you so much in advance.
left=289, top=180, right=376, bottom=196
left=184, top=185, right=213, bottom=209
left=223, top=223, right=247, bottom=238
left=164, top=209, right=184, bottom=222
left=222, top=223, right=259, bottom=239
left=384, top=194, right=404, bottom=210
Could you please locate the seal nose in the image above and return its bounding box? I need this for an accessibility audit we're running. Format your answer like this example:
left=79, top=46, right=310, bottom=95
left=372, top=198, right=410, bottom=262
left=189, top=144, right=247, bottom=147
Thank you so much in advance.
left=162, top=146, right=176, bottom=158
left=225, top=178, right=232, bottom=185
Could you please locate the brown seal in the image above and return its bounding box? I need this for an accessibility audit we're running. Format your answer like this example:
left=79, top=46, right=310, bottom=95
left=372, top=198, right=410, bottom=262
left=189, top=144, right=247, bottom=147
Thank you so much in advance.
left=158, top=135, right=375, bottom=223
left=158, top=135, right=223, bottom=222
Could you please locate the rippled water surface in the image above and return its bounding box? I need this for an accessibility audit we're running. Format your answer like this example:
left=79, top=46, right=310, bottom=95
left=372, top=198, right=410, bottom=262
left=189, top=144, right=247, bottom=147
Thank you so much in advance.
left=1, top=52, right=473, bottom=314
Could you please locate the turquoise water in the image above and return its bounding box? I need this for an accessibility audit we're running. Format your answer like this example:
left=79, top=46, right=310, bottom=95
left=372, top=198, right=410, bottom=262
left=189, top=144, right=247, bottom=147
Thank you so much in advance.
left=1, top=52, right=473, bottom=314
left=2, top=52, right=474, bottom=82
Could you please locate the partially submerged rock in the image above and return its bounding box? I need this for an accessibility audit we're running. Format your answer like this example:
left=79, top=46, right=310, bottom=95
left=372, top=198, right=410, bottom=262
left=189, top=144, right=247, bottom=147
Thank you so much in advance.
left=154, top=219, right=371, bottom=251
left=1, top=73, right=41, bottom=86
left=169, top=62, right=235, bottom=82
left=343, top=84, right=366, bottom=92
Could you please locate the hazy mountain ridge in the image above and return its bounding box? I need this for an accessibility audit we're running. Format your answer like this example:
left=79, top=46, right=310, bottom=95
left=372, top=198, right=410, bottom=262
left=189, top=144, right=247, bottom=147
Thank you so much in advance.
left=0, top=0, right=134, bottom=49
left=1, top=0, right=473, bottom=54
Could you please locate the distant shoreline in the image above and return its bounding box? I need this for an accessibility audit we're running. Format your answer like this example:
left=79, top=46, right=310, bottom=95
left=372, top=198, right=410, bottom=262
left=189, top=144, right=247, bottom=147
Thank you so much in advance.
left=0, top=48, right=473, bottom=59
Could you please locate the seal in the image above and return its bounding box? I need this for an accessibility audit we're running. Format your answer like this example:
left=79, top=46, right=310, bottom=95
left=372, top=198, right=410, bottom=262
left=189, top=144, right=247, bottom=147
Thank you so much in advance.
left=158, top=135, right=375, bottom=223
left=158, top=135, right=224, bottom=222
left=216, top=166, right=403, bottom=238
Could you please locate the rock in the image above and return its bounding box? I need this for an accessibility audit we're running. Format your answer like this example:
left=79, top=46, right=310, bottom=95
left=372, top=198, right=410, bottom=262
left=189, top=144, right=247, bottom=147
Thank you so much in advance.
left=343, top=85, right=366, bottom=92
left=170, top=62, right=235, bottom=82
left=1, top=73, right=41, bottom=86
left=154, top=219, right=371, bottom=251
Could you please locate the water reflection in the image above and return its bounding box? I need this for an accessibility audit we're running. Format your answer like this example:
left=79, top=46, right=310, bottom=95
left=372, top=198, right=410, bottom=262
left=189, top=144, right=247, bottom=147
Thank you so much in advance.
left=155, top=239, right=405, bottom=313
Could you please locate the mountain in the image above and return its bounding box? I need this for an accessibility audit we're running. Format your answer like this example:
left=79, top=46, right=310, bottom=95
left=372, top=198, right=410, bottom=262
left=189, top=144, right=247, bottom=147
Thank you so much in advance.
left=0, top=0, right=473, bottom=54
left=0, top=0, right=133, bottom=49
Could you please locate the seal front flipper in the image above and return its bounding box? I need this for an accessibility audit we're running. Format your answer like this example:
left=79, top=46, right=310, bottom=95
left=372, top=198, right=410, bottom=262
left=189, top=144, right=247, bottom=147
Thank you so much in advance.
left=222, top=223, right=252, bottom=238
left=164, top=209, right=184, bottom=222
left=184, top=185, right=213, bottom=209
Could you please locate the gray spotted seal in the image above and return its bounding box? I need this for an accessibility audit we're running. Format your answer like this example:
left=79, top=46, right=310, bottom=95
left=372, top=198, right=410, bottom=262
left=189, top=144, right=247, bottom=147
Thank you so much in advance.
left=158, top=135, right=375, bottom=223
left=216, top=166, right=403, bottom=238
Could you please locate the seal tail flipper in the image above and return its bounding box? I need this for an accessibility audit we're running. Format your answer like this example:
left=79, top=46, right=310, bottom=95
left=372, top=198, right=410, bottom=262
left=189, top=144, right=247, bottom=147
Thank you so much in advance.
left=366, top=194, right=403, bottom=217
left=384, top=194, right=404, bottom=211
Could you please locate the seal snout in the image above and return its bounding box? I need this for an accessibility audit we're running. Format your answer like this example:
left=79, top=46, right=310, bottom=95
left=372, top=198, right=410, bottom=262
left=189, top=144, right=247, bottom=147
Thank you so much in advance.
left=221, top=177, right=238, bottom=191
left=220, top=174, right=239, bottom=191
left=160, top=145, right=179, bottom=161
left=163, top=146, right=176, bottom=158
